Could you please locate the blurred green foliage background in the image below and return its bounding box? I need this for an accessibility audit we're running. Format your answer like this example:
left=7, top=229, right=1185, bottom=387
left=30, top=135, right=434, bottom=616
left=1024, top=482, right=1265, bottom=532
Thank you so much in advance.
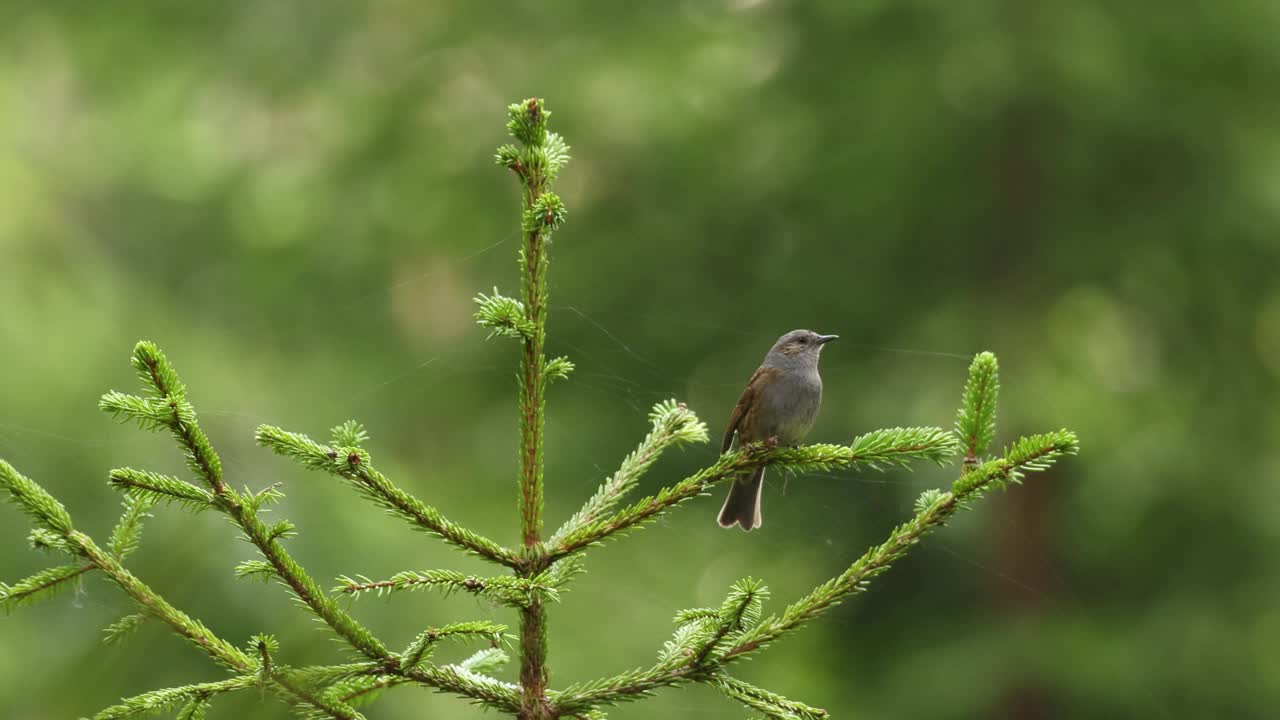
left=2, top=1, right=1278, bottom=718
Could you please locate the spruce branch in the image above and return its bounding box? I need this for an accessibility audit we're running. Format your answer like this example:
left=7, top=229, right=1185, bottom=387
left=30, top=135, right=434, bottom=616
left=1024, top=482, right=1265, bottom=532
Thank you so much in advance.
left=0, top=562, right=93, bottom=613
left=0, top=458, right=75, bottom=533
left=551, top=430, right=1077, bottom=714
left=475, top=288, right=536, bottom=340
left=5, top=445, right=512, bottom=714
left=544, top=356, right=575, bottom=382
left=176, top=697, right=209, bottom=720
left=102, top=368, right=531, bottom=710
left=709, top=674, right=828, bottom=720
left=109, top=494, right=156, bottom=560
left=117, top=342, right=228, bottom=498
left=401, top=663, right=522, bottom=712
left=913, top=487, right=946, bottom=515
left=282, top=659, right=515, bottom=714
left=325, top=675, right=407, bottom=708
left=0, top=508, right=354, bottom=717
left=91, top=676, right=257, bottom=720
left=330, top=420, right=369, bottom=448
left=542, top=134, right=571, bottom=181
left=723, top=432, right=1077, bottom=660
left=230, top=499, right=390, bottom=660
left=550, top=400, right=708, bottom=547
left=103, top=613, right=148, bottom=646
left=691, top=578, right=768, bottom=666
left=401, top=621, right=509, bottom=669
left=28, top=527, right=72, bottom=554
left=102, top=344, right=393, bottom=663
left=91, top=672, right=365, bottom=720
left=550, top=428, right=958, bottom=561
left=82, top=544, right=360, bottom=720
left=235, top=559, right=276, bottom=582
left=256, top=424, right=520, bottom=567
left=844, top=426, right=961, bottom=469
left=336, top=569, right=558, bottom=607
left=460, top=646, right=512, bottom=674
left=65, top=528, right=252, bottom=671
left=108, top=468, right=214, bottom=512
left=267, top=519, right=297, bottom=541
left=67, top=525, right=363, bottom=718
left=278, top=683, right=367, bottom=720
left=658, top=622, right=710, bottom=668
left=274, top=654, right=516, bottom=713
left=955, top=351, right=999, bottom=465
left=284, top=662, right=385, bottom=692
left=99, top=391, right=181, bottom=433
left=672, top=607, right=720, bottom=626
left=252, top=633, right=281, bottom=687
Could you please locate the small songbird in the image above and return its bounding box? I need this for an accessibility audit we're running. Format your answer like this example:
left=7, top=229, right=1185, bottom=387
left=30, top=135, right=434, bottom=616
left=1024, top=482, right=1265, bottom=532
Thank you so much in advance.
left=717, top=329, right=837, bottom=531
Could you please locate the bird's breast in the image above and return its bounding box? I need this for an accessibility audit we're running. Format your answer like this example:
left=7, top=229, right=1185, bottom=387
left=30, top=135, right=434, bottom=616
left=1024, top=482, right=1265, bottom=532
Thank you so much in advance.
left=758, top=369, right=822, bottom=445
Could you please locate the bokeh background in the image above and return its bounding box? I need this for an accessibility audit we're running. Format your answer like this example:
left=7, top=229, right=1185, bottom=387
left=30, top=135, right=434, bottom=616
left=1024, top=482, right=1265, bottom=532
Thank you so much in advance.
left=2, top=1, right=1278, bottom=718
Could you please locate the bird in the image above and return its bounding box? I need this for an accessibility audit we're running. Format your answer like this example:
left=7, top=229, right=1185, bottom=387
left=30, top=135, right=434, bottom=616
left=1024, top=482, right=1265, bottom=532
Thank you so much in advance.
left=717, top=329, right=837, bottom=531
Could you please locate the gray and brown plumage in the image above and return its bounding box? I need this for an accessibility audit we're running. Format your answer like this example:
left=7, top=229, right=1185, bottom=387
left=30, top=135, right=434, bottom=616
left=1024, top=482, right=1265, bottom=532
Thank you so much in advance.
left=717, top=329, right=837, bottom=531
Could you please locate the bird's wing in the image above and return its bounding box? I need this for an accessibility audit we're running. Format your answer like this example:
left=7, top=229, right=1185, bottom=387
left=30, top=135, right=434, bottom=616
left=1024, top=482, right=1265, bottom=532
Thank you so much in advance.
left=721, top=366, right=778, bottom=453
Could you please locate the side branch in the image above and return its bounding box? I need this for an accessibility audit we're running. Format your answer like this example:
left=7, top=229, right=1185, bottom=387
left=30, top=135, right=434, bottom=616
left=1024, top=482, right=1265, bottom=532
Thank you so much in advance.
left=549, top=400, right=707, bottom=547
left=550, top=427, right=958, bottom=561
left=336, top=569, right=562, bottom=607
left=550, top=430, right=1077, bottom=713
left=232, top=501, right=390, bottom=660
left=69, top=530, right=253, bottom=670
left=0, top=563, right=94, bottom=612
left=256, top=425, right=520, bottom=567
left=67, top=531, right=362, bottom=718
left=3, top=457, right=521, bottom=716
left=113, top=344, right=391, bottom=661
left=102, top=345, right=528, bottom=711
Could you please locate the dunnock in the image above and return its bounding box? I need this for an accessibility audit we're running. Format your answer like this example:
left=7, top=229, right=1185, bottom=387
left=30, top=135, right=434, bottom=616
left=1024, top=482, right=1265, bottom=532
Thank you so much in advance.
left=717, top=329, right=837, bottom=531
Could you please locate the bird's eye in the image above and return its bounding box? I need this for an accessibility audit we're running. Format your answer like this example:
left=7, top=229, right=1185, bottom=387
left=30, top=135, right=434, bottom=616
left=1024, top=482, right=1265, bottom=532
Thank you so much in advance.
left=798, top=337, right=808, bottom=344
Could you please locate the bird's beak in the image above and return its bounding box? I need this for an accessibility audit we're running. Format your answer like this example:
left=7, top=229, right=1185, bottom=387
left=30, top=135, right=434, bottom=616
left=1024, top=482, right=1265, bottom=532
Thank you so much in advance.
left=816, top=334, right=839, bottom=345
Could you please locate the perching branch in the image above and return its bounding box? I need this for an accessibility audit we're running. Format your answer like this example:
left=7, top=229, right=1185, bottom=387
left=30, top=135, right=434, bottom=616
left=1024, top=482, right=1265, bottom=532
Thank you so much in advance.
left=549, top=427, right=960, bottom=561
left=550, top=429, right=1078, bottom=714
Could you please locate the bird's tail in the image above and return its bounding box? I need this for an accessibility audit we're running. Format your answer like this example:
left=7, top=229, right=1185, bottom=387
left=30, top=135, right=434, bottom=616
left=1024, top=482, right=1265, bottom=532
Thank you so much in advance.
left=717, top=466, right=765, bottom=531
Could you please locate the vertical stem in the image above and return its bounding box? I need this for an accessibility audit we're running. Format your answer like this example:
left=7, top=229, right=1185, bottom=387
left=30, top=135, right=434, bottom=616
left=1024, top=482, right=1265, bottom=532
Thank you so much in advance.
left=519, top=598, right=549, bottom=719
left=519, top=185, right=548, bottom=548
left=518, top=209, right=551, bottom=718
left=511, top=98, right=553, bottom=720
